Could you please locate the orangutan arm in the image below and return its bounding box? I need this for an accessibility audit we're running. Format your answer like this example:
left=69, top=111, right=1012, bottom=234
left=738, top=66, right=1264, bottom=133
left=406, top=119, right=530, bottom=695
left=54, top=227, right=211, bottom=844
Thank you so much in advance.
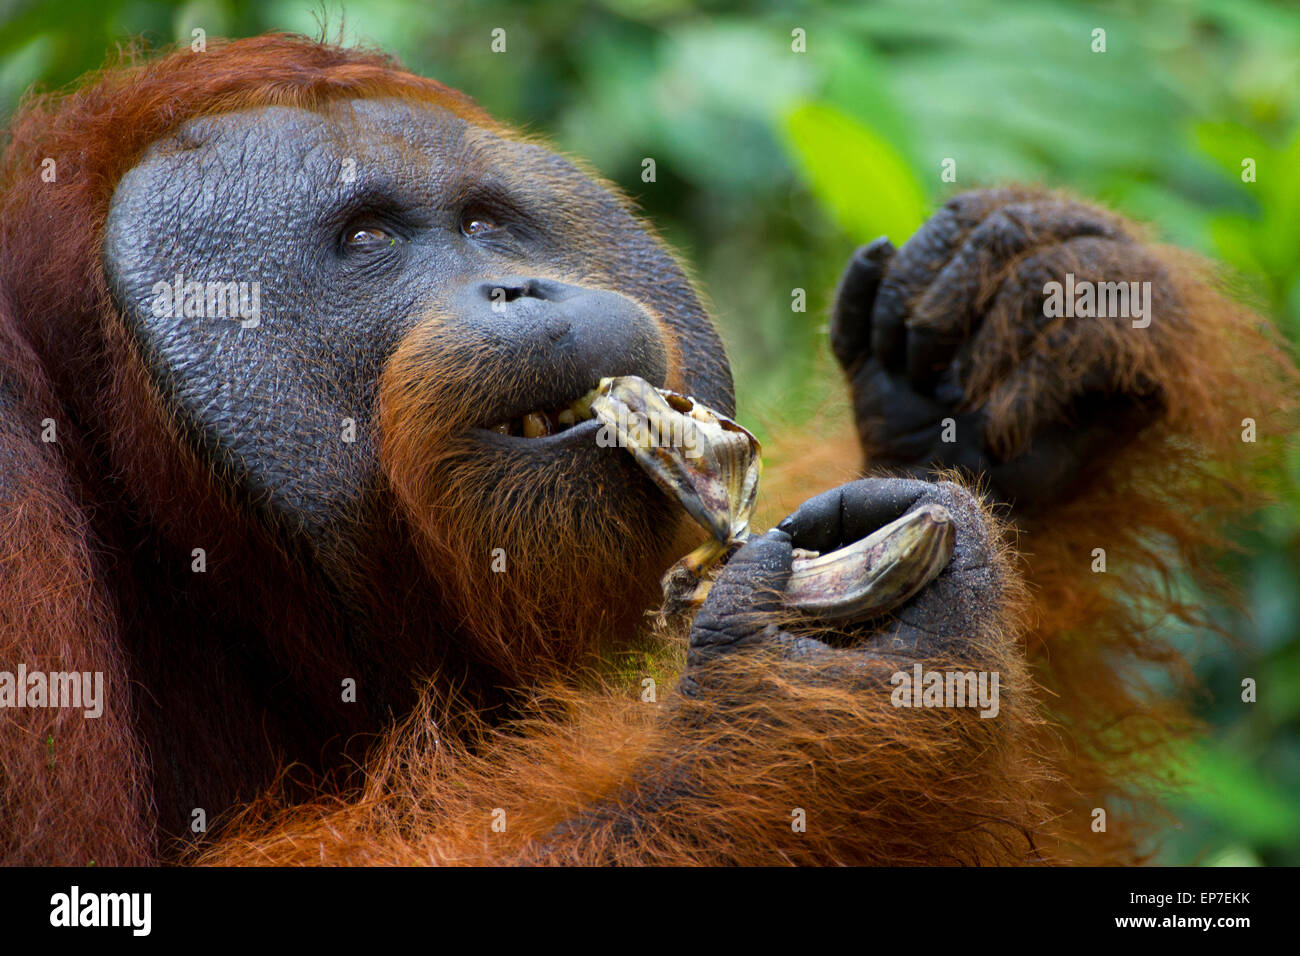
left=525, top=477, right=1039, bottom=865
left=821, top=188, right=1296, bottom=861
left=200, top=476, right=1042, bottom=866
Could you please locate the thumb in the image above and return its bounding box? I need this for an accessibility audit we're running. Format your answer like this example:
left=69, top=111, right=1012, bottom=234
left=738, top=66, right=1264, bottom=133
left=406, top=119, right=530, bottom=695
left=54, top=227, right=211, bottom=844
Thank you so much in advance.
left=690, top=529, right=793, bottom=648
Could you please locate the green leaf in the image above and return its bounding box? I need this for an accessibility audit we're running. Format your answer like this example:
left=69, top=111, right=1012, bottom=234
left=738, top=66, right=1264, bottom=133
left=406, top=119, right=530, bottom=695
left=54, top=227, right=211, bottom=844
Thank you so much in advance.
left=780, top=100, right=930, bottom=245
left=1191, top=121, right=1272, bottom=179
left=1171, top=743, right=1300, bottom=845
left=1201, top=844, right=1262, bottom=867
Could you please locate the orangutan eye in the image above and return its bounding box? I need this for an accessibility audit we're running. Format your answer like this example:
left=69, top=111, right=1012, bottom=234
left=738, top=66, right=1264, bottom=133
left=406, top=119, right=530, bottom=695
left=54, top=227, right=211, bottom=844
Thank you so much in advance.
left=344, top=225, right=394, bottom=248
left=459, top=208, right=501, bottom=238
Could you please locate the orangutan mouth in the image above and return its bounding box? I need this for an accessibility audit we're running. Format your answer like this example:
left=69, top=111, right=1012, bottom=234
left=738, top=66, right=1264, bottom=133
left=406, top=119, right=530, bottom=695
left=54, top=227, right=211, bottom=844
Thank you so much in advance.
left=486, top=389, right=601, bottom=438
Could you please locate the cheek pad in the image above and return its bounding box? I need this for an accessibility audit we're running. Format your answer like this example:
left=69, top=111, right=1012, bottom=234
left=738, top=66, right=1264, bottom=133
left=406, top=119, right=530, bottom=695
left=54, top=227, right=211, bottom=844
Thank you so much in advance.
left=99, top=98, right=734, bottom=540
left=102, top=109, right=403, bottom=532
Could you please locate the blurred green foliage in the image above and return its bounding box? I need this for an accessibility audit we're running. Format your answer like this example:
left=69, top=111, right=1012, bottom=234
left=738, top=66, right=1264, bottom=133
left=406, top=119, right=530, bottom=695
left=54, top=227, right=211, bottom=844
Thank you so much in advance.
left=2, top=0, right=1297, bottom=863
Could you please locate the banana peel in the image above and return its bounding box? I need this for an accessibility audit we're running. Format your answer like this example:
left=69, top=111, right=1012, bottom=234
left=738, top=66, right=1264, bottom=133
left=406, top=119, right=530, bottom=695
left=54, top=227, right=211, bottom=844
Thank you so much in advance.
left=587, top=376, right=954, bottom=623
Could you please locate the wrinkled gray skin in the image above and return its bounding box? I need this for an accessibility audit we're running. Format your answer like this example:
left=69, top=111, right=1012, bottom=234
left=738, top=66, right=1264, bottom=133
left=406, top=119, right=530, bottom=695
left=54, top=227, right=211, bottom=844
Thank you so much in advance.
left=104, top=97, right=731, bottom=541
left=97, top=97, right=747, bottom=844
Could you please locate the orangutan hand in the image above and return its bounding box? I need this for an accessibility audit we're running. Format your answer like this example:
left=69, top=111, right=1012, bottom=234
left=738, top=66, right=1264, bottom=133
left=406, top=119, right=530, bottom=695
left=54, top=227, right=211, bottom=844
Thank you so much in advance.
left=830, top=188, right=1170, bottom=513
left=679, top=477, right=1007, bottom=698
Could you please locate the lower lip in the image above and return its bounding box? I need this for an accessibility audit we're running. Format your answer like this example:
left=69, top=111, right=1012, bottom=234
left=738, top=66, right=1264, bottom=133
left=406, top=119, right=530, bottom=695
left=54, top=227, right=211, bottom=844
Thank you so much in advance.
left=472, top=418, right=603, bottom=448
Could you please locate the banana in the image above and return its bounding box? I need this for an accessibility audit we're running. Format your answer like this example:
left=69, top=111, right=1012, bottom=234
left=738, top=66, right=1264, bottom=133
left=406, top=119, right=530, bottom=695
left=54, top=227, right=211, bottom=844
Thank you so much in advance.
left=587, top=375, right=760, bottom=546
left=783, top=503, right=954, bottom=621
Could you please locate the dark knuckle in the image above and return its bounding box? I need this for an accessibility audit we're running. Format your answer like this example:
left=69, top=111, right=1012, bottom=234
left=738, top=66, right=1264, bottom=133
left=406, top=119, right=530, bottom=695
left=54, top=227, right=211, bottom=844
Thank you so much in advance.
left=689, top=622, right=736, bottom=648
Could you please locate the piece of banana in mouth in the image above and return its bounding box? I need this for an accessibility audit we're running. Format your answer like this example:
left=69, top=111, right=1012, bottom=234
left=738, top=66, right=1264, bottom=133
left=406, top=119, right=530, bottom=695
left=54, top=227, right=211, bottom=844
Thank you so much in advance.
left=587, top=375, right=955, bottom=623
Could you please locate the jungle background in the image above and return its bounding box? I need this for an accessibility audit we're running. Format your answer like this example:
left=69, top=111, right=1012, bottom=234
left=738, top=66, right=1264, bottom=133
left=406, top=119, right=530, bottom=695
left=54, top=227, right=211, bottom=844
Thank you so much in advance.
left=1, top=0, right=1296, bottom=864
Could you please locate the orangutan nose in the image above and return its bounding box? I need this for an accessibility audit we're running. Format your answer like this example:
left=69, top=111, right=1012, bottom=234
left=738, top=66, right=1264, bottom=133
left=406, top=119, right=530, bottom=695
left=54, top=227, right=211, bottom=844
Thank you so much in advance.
left=453, top=275, right=668, bottom=387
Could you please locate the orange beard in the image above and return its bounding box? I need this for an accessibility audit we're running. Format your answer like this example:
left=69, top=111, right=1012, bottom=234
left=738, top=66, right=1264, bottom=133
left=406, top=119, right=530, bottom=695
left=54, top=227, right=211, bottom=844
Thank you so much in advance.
left=378, top=314, right=703, bottom=685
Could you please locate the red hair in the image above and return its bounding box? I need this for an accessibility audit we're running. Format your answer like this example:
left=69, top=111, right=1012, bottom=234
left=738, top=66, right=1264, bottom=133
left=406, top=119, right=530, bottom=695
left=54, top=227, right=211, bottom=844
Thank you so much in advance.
left=1, top=35, right=1294, bottom=866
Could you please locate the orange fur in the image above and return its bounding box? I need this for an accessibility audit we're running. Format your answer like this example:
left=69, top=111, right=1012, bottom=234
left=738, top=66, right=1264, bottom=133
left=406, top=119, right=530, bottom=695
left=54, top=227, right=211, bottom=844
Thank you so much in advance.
left=200, top=207, right=1294, bottom=866
left=0, top=35, right=1292, bottom=866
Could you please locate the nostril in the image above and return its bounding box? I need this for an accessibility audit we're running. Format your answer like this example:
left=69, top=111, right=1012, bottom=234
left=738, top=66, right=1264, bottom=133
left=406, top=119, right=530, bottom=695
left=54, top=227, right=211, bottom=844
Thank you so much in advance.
left=479, top=280, right=530, bottom=304
left=521, top=278, right=569, bottom=301
left=479, top=277, right=572, bottom=307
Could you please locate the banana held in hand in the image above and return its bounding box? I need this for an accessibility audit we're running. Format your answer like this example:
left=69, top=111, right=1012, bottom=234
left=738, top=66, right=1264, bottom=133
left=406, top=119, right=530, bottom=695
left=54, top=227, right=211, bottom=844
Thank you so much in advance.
left=586, top=375, right=954, bottom=623
left=783, top=503, right=954, bottom=621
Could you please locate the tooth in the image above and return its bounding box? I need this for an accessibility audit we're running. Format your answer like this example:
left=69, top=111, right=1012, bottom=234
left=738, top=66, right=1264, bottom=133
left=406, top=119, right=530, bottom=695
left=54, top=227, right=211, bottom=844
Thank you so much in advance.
left=570, top=388, right=600, bottom=421
left=522, top=412, right=548, bottom=438
left=557, top=409, right=576, bottom=427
